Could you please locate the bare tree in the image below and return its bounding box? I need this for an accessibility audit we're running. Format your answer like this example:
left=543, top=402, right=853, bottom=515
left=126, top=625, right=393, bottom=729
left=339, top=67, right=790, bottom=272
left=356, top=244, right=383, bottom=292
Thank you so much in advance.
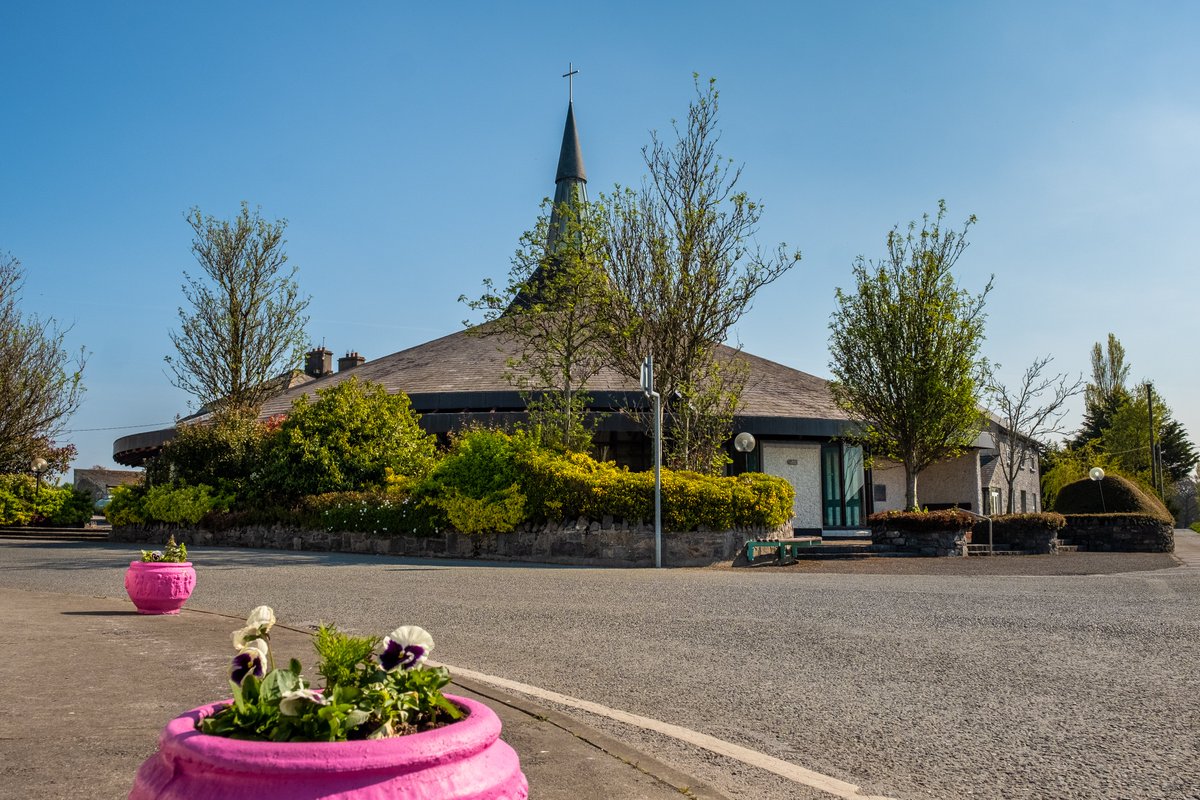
left=0, top=252, right=87, bottom=471
left=166, top=203, right=311, bottom=416
left=601, top=76, right=801, bottom=472
left=987, top=355, right=1084, bottom=513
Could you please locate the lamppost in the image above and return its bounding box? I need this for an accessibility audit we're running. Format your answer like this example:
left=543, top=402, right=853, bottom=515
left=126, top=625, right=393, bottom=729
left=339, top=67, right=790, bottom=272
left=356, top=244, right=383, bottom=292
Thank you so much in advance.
left=640, top=355, right=662, bottom=569
left=30, top=457, right=48, bottom=503
left=1089, top=466, right=1106, bottom=512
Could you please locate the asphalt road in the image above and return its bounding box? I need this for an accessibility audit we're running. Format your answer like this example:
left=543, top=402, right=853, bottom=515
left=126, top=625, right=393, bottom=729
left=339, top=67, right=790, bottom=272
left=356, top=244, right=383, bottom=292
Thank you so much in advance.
left=2, top=537, right=1197, bottom=800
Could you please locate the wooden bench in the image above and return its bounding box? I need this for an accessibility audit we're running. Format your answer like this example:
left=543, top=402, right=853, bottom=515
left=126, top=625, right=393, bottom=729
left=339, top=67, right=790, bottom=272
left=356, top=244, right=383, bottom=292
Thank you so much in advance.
left=745, top=537, right=821, bottom=563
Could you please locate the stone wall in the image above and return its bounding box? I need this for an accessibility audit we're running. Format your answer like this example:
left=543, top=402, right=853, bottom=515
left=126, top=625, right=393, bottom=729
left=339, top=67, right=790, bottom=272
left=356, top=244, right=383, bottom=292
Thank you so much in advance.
left=870, top=525, right=971, bottom=557
left=111, top=518, right=793, bottom=567
left=1061, top=515, right=1175, bottom=553
left=971, top=519, right=1059, bottom=554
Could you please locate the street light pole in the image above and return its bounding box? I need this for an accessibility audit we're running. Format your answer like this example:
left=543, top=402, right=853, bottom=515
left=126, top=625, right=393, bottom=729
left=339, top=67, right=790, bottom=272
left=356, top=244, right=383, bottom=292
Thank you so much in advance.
left=30, top=457, right=48, bottom=505
left=641, top=356, right=662, bottom=569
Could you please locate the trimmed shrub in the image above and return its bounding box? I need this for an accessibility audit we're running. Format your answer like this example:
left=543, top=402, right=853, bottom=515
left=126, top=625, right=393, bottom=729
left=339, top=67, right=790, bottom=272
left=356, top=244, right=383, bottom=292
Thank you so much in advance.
left=1191, top=521, right=1200, bottom=534
left=258, top=378, right=438, bottom=498
left=150, top=413, right=270, bottom=493
left=141, top=484, right=231, bottom=525
left=987, top=512, right=1067, bottom=534
left=0, top=474, right=94, bottom=526
left=105, top=484, right=147, bottom=526
left=1053, top=474, right=1171, bottom=522
left=869, top=508, right=977, bottom=532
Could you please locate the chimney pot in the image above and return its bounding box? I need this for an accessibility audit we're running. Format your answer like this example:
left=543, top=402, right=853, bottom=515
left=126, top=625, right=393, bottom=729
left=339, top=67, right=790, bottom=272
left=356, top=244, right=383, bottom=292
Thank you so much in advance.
left=338, top=351, right=365, bottom=372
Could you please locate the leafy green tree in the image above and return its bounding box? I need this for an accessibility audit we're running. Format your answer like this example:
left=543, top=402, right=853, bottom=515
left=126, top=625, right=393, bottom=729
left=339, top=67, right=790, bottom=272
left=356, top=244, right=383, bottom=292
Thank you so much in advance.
left=166, top=203, right=311, bottom=416
left=259, top=378, right=437, bottom=497
left=463, top=198, right=612, bottom=452
left=828, top=201, right=992, bottom=511
left=0, top=252, right=87, bottom=472
left=599, top=77, right=800, bottom=473
left=1103, top=383, right=1197, bottom=488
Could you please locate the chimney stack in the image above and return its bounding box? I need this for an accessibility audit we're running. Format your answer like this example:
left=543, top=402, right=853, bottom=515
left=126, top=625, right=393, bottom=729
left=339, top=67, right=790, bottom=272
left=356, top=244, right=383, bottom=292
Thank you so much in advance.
left=338, top=351, right=365, bottom=372
left=305, top=347, right=333, bottom=378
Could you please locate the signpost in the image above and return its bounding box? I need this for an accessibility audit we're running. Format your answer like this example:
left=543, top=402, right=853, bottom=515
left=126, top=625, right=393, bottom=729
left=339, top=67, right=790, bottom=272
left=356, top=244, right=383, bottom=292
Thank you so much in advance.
left=641, top=355, right=662, bottom=568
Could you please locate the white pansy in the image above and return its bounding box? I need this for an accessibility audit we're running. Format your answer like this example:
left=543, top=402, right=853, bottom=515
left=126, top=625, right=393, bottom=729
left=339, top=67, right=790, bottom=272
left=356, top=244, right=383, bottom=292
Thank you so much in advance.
left=278, top=688, right=328, bottom=716
left=246, top=606, right=276, bottom=631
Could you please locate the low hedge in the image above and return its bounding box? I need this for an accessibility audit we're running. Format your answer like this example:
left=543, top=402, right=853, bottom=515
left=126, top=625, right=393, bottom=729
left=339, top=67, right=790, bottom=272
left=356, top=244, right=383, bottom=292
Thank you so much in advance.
left=112, top=429, right=796, bottom=536
left=979, top=512, right=1067, bottom=536
left=868, top=508, right=977, bottom=532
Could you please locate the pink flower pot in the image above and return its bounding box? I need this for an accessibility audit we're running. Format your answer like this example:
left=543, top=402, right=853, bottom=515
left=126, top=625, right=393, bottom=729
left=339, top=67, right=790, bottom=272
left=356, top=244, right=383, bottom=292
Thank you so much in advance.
left=124, top=561, right=197, bottom=615
left=129, top=694, right=528, bottom=799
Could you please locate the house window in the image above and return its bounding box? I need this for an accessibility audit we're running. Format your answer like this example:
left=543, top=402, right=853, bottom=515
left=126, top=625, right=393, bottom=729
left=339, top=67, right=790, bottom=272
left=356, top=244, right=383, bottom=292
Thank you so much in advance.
left=874, top=484, right=887, bottom=502
left=821, top=443, right=865, bottom=528
left=1021, top=490, right=1028, bottom=513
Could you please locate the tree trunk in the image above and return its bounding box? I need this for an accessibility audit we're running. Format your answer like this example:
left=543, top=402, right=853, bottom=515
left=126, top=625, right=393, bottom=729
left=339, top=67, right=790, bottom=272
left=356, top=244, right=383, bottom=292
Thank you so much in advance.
left=905, top=466, right=919, bottom=511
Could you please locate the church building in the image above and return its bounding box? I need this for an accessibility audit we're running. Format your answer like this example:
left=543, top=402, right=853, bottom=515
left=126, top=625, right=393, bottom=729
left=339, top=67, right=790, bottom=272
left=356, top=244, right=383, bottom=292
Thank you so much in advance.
left=115, top=94, right=1036, bottom=532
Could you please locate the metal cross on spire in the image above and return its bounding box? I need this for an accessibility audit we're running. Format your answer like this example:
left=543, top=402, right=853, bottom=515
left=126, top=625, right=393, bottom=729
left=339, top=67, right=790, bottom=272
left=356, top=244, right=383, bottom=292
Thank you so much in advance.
left=562, top=62, right=579, bottom=103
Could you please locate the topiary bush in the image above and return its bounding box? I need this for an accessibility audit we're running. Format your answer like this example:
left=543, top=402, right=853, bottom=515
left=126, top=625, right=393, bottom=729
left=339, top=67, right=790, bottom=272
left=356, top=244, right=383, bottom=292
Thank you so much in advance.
left=1052, top=474, right=1171, bottom=522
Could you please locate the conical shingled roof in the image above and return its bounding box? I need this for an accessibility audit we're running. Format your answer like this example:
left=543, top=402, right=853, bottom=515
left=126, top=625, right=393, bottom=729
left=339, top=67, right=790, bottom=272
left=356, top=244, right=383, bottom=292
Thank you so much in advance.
left=554, top=102, right=586, bottom=184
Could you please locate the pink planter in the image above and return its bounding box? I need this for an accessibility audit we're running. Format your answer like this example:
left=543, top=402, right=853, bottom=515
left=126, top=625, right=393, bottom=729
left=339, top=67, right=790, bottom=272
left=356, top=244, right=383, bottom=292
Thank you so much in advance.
left=124, top=561, right=197, bottom=615
left=129, top=694, right=528, bottom=799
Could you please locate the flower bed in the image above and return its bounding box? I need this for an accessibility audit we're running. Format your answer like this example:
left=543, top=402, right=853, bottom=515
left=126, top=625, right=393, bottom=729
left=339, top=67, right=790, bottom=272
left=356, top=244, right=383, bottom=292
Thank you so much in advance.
left=869, top=509, right=976, bottom=557
left=972, top=513, right=1066, bottom=554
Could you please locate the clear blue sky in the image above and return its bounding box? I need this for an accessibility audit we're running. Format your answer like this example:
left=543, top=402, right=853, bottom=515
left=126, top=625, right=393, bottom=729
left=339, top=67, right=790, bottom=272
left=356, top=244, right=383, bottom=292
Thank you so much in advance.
left=2, top=1, right=1196, bottom=473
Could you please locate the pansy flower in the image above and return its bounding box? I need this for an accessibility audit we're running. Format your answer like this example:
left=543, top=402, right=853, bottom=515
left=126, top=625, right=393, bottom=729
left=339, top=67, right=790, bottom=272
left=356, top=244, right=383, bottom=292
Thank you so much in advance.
left=230, top=638, right=269, bottom=685
left=278, top=688, right=328, bottom=716
left=232, top=605, right=277, bottom=649
left=379, top=625, right=434, bottom=672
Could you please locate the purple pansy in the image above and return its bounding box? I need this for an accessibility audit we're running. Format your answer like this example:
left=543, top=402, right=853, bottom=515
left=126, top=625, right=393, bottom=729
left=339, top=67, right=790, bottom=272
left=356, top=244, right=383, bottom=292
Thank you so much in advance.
left=379, top=625, right=434, bottom=672
left=230, top=639, right=268, bottom=684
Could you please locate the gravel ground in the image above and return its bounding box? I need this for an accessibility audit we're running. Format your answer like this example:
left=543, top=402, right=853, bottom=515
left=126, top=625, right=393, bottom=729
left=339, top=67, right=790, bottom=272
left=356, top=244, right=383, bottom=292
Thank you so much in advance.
left=2, top=537, right=1197, bottom=800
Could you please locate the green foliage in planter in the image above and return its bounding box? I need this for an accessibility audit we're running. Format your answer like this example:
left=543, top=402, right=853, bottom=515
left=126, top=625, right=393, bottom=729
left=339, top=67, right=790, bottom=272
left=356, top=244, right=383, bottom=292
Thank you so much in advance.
left=1191, top=521, right=1200, bottom=534
left=869, top=508, right=977, bottom=532
left=141, top=483, right=232, bottom=525
left=0, top=474, right=93, bottom=526
left=258, top=379, right=437, bottom=498
left=1053, top=474, right=1171, bottom=522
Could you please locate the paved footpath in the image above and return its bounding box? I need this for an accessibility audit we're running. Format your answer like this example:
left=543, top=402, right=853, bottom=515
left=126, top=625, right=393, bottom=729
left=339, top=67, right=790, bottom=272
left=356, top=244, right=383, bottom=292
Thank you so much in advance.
left=0, top=586, right=726, bottom=800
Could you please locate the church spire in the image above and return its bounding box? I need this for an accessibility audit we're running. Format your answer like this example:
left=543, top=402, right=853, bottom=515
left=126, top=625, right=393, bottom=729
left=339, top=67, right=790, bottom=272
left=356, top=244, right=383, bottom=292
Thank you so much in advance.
left=547, top=99, right=589, bottom=254
left=506, top=73, right=590, bottom=314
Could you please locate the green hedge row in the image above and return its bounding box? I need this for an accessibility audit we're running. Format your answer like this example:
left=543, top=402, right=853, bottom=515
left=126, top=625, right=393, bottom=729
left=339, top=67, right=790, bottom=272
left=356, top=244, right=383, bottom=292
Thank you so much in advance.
left=111, top=429, right=795, bottom=535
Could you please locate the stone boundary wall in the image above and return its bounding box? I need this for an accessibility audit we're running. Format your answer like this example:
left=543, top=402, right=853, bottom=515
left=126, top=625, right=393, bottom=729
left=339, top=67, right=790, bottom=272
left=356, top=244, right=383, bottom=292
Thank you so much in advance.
left=971, top=521, right=1060, bottom=554
left=1061, top=515, right=1174, bottom=553
left=870, top=526, right=971, bottom=557
left=111, top=519, right=793, bottom=567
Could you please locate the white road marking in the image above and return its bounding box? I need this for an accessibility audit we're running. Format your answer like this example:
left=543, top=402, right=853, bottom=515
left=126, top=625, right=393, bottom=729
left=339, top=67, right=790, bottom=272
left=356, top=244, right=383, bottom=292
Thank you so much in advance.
left=442, top=662, right=897, bottom=800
